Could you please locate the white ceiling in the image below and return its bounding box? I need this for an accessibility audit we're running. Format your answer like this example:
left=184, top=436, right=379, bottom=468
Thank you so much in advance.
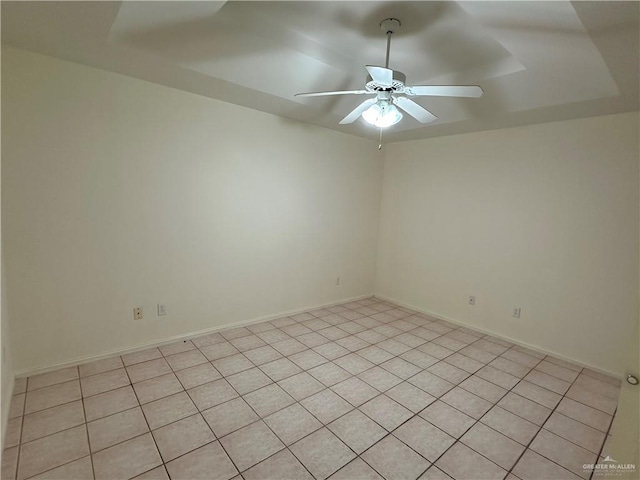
left=2, top=1, right=638, bottom=142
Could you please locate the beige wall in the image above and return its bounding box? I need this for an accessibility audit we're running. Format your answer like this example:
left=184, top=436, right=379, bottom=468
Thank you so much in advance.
left=1, top=46, right=383, bottom=374
left=376, top=112, right=639, bottom=375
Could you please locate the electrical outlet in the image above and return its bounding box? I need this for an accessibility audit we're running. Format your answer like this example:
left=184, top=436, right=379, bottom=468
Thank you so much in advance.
left=157, top=304, right=167, bottom=316
left=133, top=307, right=143, bottom=320
left=512, top=307, right=521, bottom=318
left=468, top=296, right=476, bottom=306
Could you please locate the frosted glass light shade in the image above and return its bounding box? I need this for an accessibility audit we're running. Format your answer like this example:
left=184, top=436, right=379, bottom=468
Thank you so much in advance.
left=362, top=102, right=403, bottom=128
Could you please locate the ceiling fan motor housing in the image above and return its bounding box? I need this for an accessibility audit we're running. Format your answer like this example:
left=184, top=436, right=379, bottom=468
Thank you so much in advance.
left=366, top=71, right=406, bottom=92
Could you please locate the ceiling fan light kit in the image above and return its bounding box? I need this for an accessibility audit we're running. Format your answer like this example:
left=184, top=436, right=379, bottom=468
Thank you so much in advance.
left=295, top=17, right=484, bottom=131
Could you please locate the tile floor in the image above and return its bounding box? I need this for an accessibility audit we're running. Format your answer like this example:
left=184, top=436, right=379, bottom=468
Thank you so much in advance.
left=2, top=298, right=621, bottom=480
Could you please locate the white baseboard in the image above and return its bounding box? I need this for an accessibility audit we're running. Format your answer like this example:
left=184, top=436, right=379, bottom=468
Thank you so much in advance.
left=16, top=293, right=374, bottom=378
left=374, top=293, right=622, bottom=379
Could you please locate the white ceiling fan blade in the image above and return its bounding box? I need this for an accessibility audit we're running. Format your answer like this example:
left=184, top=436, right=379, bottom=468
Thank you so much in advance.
left=395, top=97, right=437, bottom=124
left=404, top=85, right=484, bottom=98
left=366, top=65, right=393, bottom=87
left=295, top=89, right=371, bottom=98
left=339, top=98, right=377, bottom=124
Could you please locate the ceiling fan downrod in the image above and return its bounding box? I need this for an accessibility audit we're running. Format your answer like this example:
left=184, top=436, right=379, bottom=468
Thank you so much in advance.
left=380, top=18, right=401, bottom=69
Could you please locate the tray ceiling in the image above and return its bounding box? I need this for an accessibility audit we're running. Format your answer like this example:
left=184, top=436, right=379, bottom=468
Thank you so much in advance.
left=2, top=1, right=638, bottom=142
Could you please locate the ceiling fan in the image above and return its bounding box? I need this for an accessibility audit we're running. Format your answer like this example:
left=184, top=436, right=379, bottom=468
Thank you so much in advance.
left=295, top=18, right=484, bottom=129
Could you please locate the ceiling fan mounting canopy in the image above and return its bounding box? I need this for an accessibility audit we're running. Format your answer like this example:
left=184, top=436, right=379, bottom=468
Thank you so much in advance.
left=294, top=17, right=484, bottom=128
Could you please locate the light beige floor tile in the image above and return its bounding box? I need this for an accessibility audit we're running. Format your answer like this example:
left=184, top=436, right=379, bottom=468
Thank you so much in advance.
left=226, top=367, right=272, bottom=395
left=556, top=397, right=612, bottom=432
left=530, top=429, right=597, bottom=479
left=512, top=449, right=582, bottom=480
left=543, top=412, right=606, bottom=454
left=202, top=397, right=259, bottom=437
left=92, top=432, right=162, bottom=480
left=498, top=392, right=553, bottom=426
left=357, top=330, right=388, bottom=345
left=28, top=367, right=79, bottom=391
left=122, top=348, right=163, bottom=367
left=489, top=357, right=532, bottom=378
left=459, top=375, right=507, bottom=403
left=565, top=384, right=618, bottom=415
left=319, top=327, right=351, bottom=341
left=362, top=435, right=430, bottom=480
left=2, top=446, right=18, bottom=480
left=419, top=400, right=476, bottom=438
left=25, top=380, right=81, bottom=414
left=329, top=458, right=383, bottom=480
left=142, top=391, right=198, bottom=430
left=301, top=389, right=353, bottom=424
left=212, top=354, right=254, bottom=377
left=432, top=336, right=466, bottom=352
left=535, top=360, right=580, bottom=383
left=481, top=406, right=539, bottom=445
left=165, top=349, right=208, bottom=371
left=79, top=357, right=124, bottom=378
left=187, top=378, right=238, bottom=411
left=401, top=350, right=439, bottom=369
left=581, top=368, right=621, bottom=386
left=334, top=353, right=374, bottom=375
left=386, top=382, right=436, bottom=413
left=127, top=359, right=172, bottom=384
left=221, top=327, right=253, bottom=341
left=133, top=373, right=184, bottom=405
left=265, top=403, right=323, bottom=445
left=192, top=332, right=226, bottom=348
left=418, top=466, right=454, bottom=480
left=158, top=341, right=196, bottom=357
left=394, top=416, right=455, bottom=462
left=30, top=456, right=94, bottom=480
left=88, top=406, right=149, bottom=452
left=418, top=343, right=455, bottom=360
left=281, top=324, right=313, bottom=338
left=4, top=418, right=21, bottom=450
left=475, top=365, right=520, bottom=390
left=290, top=427, right=355, bottom=480
left=243, top=383, right=295, bottom=417
left=165, top=442, right=237, bottom=480
left=80, top=369, right=130, bottom=397
left=335, top=335, right=370, bottom=352
left=377, top=338, right=412, bottom=356
left=153, top=414, right=215, bottom=462
left=313, top=342, right=351, bottom=361
left=544, top=356, right=583, bottom=373
left=327, top=410, right=386, bottom=454
left=461, top=422, right=525, bottom=470
left=258, top=328, right=291, bottom=343
left=501, top=349, right=541, bottom=368
left=512, top=381, right=562, bottom=409
left=278, top=372, right=325, bottom=400
left=359, top=394, right=412, bottom=431
left=9, top=393, right=25, bottom=418
left=358, top=366, right=403, bottom=392
left=297, top=331, right=331, bottom=348
left=243, top=345, right=283, bottom=366
left=174, top=362, right=221, bottom=389
left=308, top=362, right=352, bottom=387
left=444, top=352, right=485, bottom=373
left=17, top=425, right=89, bottom=480
left=435, top=442, right=506, bottom=480
left=220, top=420, right=285, bottom=472
left=84, top=385, right=139, bottom=421
left=14, top=378, right=27, bottom=394
left=133, top=465, right=170, bottom=480
left=260, top=358, right=303, bottom=382
left=22, top=400, right=85, bottom=443
left=408, top=370, right=455, bottom=397
left=331, top=376, right=379, bottom=407
left=272, top=338, right=308, bottom=356
left=380, top=357, right=422, bottom=379
left=290, top=350, right=329, bottom=370
left=524, top=370, right=571, bottom=395
left=428, top=362, right=470, bottom=384
left=229, top=334, right=267, bottom=352
left=199, top=342, right=239, bottom=362
left=458, top=345, right=497, bottom=364
left=472, top=339, right=509, bottom=356
left=440, top=387, right=493, bottom=419
left=358, top=345, right=394, bottom=364
left=243, top=449, right=313, bottom=480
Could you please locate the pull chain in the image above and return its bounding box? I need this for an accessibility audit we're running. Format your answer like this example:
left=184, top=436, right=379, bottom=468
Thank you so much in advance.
left=378, top=128, right=384, bottom=150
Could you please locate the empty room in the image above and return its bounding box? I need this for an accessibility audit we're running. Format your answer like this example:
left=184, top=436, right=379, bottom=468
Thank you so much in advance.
left=0, top=1, right=639, bottom=480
